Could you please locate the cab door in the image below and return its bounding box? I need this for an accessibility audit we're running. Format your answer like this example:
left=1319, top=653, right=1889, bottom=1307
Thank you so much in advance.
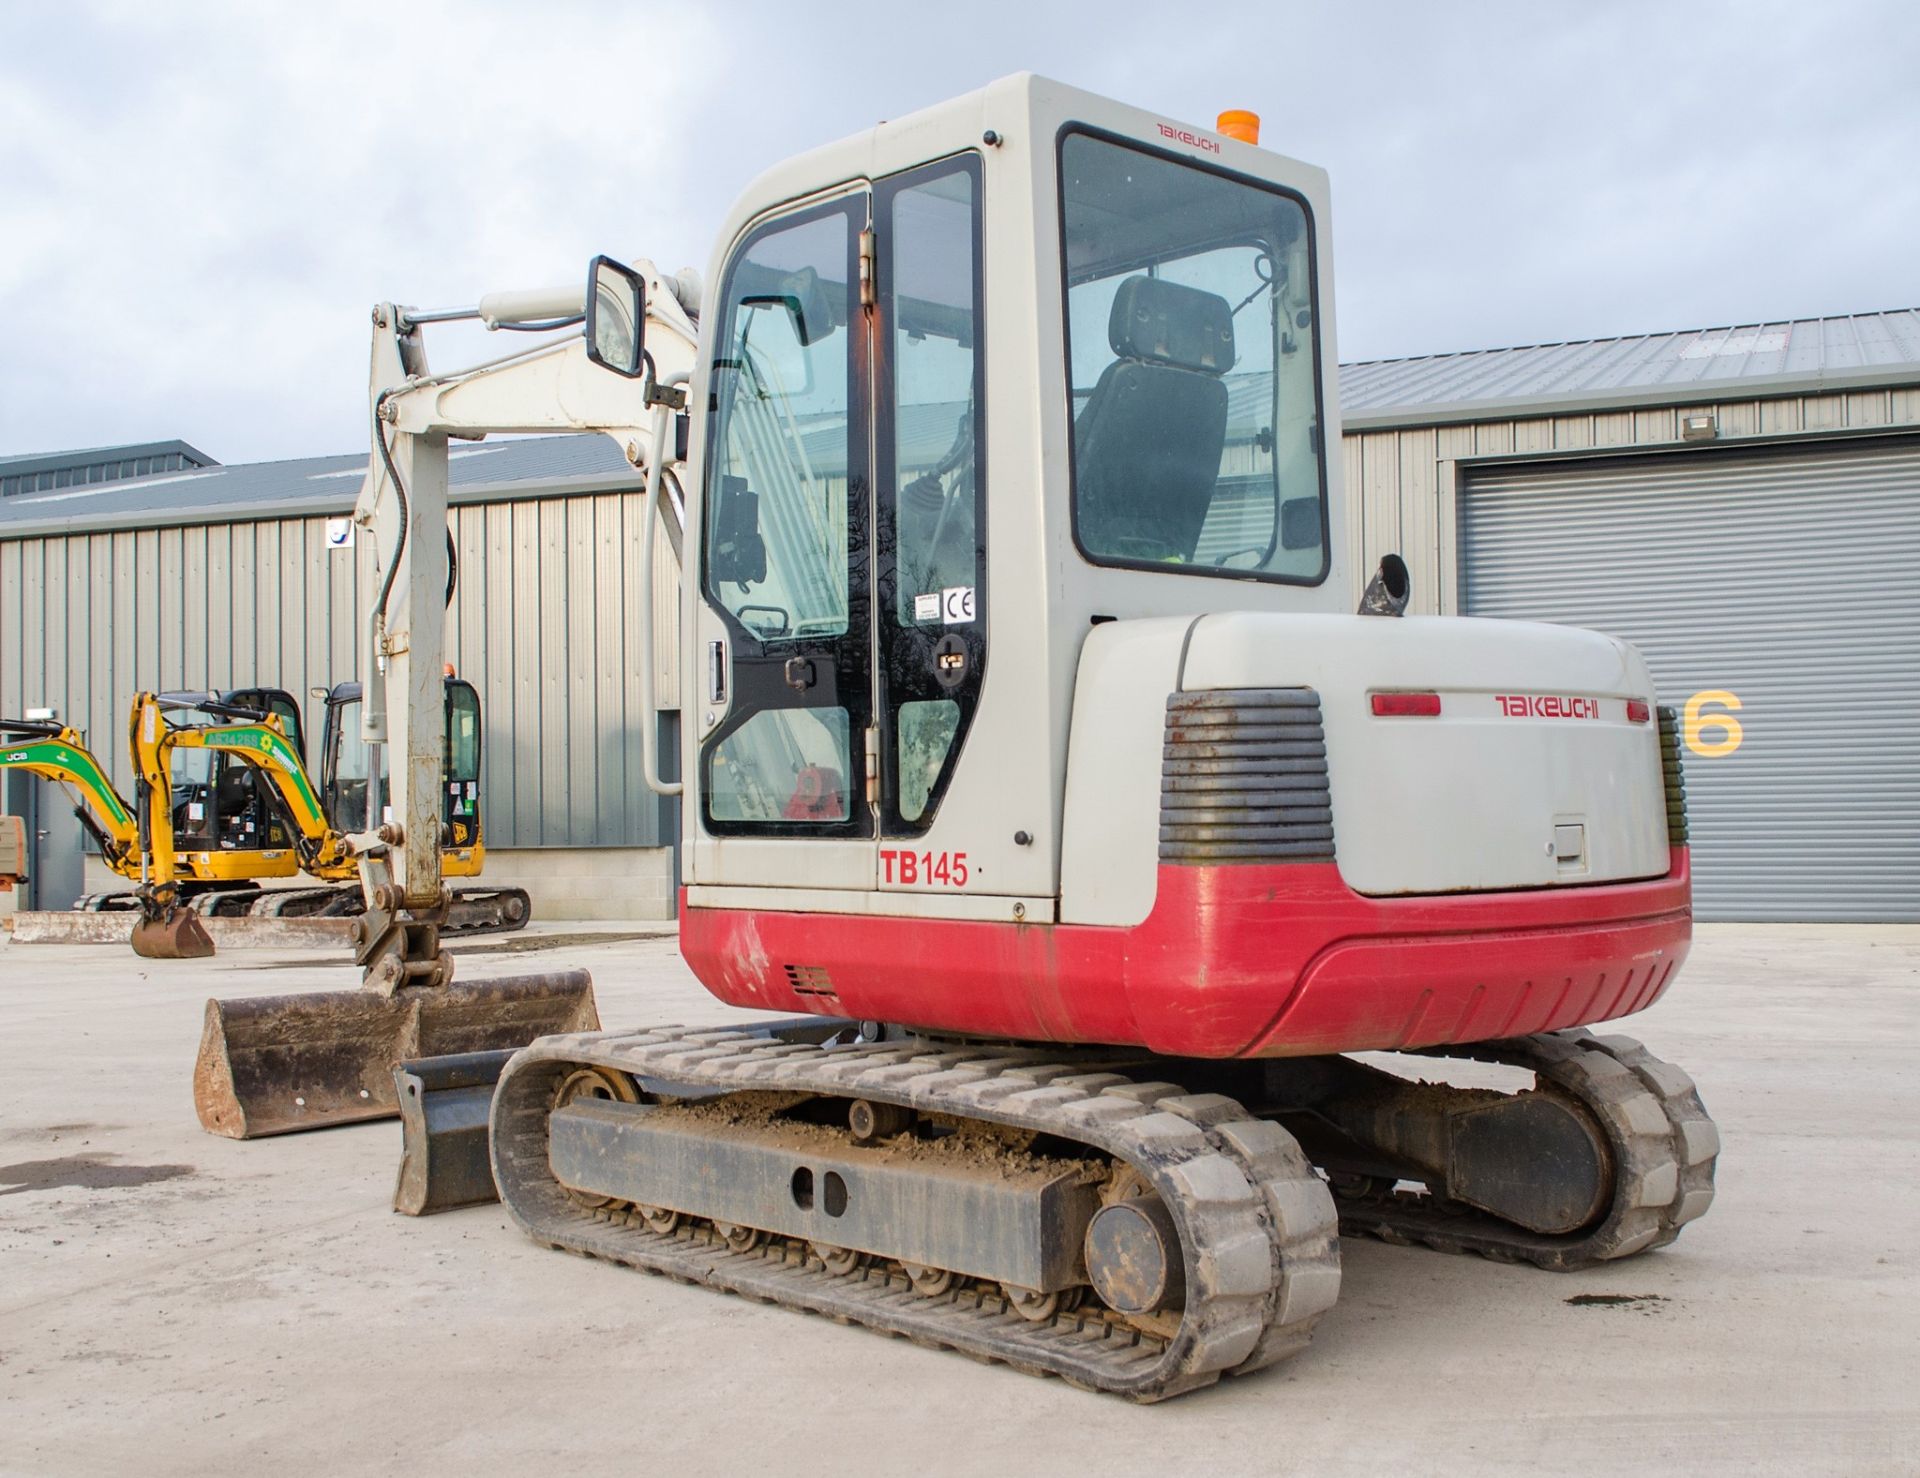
left=695, top=189, right=877, bottom=890
left=694, top=157, right=987, bottom=896
left=872, top=155, right=986, bottom=856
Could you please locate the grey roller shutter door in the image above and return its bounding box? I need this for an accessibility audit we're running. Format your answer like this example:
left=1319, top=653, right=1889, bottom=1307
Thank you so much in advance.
left=1460, top=435, right=1920, bottom=922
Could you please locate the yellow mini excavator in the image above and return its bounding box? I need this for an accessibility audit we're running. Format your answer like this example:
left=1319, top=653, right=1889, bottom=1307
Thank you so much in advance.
left=4, top=699, right=305, bottom=940
left=127, top=680, right=532, bottom=960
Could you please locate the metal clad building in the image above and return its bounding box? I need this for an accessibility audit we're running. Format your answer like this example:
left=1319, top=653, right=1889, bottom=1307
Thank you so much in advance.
left=0, top=440, right=217, bottom=499
left=1, top=438, right=682, bottom=918
left=1341, top=309, right=1920, bottom=921
left=5, top=307, right=1918, bottom=921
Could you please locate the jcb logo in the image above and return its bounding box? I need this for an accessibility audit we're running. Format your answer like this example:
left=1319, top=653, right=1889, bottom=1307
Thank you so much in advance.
left=1683, top=690, right=1743, bottom=757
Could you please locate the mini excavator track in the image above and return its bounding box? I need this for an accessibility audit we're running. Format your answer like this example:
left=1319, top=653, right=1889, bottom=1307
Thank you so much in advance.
left=246, top=882, right=532, bottom=935
left=491, top=1026, right=1344, bottom=1402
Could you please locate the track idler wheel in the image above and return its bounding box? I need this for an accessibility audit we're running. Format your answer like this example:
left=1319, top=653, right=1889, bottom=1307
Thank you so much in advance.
left=130, top=906, right=215, bottom=960
left=554, top=1067, right=639, bottom=1210
left=1085, top=1193, right=1187, bottom=1317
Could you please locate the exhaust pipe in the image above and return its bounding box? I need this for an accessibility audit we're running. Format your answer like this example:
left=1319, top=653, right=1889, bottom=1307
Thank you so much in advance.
left=1358, top=553, right=1411, bottom=617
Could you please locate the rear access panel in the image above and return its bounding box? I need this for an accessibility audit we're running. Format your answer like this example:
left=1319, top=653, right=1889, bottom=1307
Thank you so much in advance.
left=1180, top=613, right=1670, bottom=896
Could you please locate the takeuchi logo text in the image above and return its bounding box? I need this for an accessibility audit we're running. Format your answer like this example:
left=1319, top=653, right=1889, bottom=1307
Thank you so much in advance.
left=1157, top=123, right=1221, bottom=154
left=1496, top=694, right=1601, bottom=720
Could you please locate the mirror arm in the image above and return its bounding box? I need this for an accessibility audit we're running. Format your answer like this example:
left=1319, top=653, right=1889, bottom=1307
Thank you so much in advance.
left=639, top=369, right=690, bottom=797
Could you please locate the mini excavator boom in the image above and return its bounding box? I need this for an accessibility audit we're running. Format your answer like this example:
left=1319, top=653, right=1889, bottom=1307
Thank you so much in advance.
left=183, top=261, right=697, bottom=1137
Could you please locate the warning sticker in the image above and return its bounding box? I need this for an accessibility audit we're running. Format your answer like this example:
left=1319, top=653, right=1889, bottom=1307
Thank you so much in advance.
left=941, top=586, right=976, bottom=625
left=913, top=592, right=941, bottom=623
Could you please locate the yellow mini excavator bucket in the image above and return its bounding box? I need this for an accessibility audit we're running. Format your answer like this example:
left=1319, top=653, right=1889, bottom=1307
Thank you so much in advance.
left=193, top=967, right=597, bottom=1138
left=130, top=906, right=217, bottom=960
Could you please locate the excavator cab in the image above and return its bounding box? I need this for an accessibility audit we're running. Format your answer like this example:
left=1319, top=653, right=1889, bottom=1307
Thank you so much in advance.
left=319, top=678, right=486, bottom=866
left=156, top=688, right=305, bottom=855
left=672, top=79, right=1681, bottom=1046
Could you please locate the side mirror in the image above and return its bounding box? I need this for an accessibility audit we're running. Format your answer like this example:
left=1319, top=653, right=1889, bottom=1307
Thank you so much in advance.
left=585, top=255, right=646, bottom=378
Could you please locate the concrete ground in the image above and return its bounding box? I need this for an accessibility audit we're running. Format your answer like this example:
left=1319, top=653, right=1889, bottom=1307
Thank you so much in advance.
left=1, top=923, right=1915, bottom=1477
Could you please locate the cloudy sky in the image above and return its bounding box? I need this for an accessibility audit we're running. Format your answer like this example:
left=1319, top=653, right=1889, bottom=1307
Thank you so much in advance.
left=2, top=0, right=1915, bottom=465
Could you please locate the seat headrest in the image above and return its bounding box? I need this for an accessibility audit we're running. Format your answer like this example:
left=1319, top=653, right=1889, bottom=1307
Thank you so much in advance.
left=1107, top=275, right=1235, bottom=374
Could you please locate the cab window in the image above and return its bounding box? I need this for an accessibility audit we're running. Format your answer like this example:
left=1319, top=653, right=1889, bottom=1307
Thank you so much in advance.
left=1061, top=130, right=1327, bottom=583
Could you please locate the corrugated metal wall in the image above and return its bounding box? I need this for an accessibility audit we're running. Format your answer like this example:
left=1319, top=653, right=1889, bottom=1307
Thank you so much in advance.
left=1340, top=385, right=1920, bottom=613
left=10, top=380, right=1919, bottom=874
left=0, top=489, right=680, bottom=850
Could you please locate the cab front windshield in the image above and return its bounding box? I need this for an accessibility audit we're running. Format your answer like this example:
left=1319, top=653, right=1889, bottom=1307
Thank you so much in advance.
left=1062, top=131, right=1326, bottom=582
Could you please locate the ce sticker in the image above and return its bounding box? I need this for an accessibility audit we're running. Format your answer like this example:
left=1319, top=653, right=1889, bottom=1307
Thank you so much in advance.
left=941, top=586, right=976, bottom=624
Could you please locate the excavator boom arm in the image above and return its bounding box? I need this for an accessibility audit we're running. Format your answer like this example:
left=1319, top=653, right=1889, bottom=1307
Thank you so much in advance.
left=348, top=259, right=694, bottom=971
left=159, top=724, right=345, bottom=867
left=0, top=725, right=140, bottom=873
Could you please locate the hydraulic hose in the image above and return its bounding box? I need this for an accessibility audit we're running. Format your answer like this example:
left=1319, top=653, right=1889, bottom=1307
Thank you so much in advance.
left=371, top=392, right=408, bottom=628
left=372, top=393, right=461, bottom=621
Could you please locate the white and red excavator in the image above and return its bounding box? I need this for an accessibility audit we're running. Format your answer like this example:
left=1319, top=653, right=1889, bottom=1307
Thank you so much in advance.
left=195, top=75, right=1715, bottom=1401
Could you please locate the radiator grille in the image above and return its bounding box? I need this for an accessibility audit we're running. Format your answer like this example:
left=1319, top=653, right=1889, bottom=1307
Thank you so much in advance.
left=1160, top=688, right=1335, bottom=863
left=1656, top=705, right=1690, bottom=847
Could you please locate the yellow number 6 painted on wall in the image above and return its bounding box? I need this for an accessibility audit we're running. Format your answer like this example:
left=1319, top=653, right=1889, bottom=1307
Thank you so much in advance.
left=1684, top=690, right=1744, bottom=757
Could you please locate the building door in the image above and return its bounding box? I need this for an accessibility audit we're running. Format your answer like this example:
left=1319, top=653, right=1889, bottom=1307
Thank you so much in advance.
left=1460, top=434, right=1920, bottom=921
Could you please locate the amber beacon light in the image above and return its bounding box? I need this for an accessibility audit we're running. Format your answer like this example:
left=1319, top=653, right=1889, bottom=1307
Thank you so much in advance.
left=1217, top=109, right=1260, bottom=144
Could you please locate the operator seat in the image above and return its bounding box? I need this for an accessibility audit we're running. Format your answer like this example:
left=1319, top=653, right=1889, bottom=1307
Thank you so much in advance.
left=215, top=758, right=258, bottom=842
left=1073, top=275, right=1235, bottom=562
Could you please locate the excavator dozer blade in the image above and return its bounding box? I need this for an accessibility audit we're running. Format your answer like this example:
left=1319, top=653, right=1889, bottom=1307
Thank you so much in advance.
left=393, top=1049, right=515, bottom=1215
left=390, top=1017, right=868, bottom=1216
left=193, top=968, right=598, bottom=1139
left=131, top=911, right=216, bottom=960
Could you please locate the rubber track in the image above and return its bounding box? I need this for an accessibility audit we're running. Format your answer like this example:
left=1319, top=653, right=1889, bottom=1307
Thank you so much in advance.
left=244, top=884, right=532, bottom=936
left=1335, top=1029, right=1719, bottom=1269
left=491, top=1027, right=1342, bottom=1401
